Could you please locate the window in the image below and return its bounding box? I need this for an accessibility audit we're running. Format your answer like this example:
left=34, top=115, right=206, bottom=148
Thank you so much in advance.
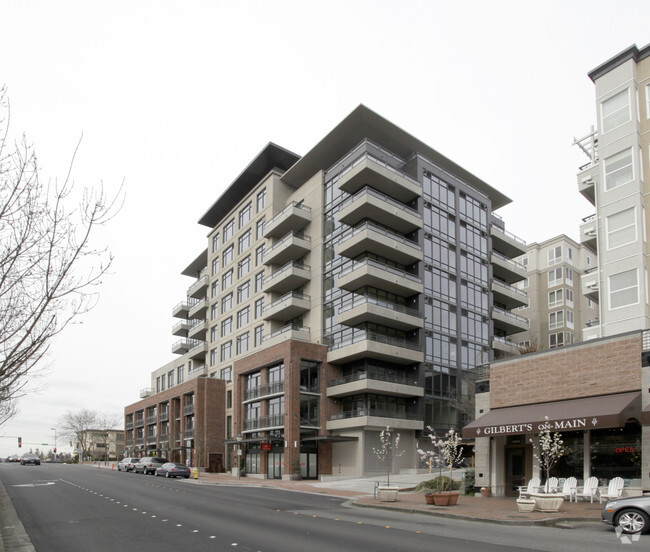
left=210, top=348, right=218, bottom=366
left=223, top=219, right=235, bottom=242
left=516, top=278, right=529, bottom=289
left=221, top=341, right=232, bottom=361
left=565, top=268, right=573, bottom=285
left=548, top=289, right=563, bottom=308
left=549, top=310, right=564, bottom=330
left=566, top=288, right=574, bottom=307
left=237, top=280, right=250, bottom=303
left=212, top=233, right=220, bottom=252
left=254, top=324, right=264, bottom=346
left=168, top=370, right=174, bottom=388
left=547, top=245, right=562, bottom=266
left=601, top=89, right=630, bottom=133
left=221, top=366, right=232, bottom=382
left=212, top=257, right=219, bottom=275
left=607, top=207, right=636, bottom=249
left=255, top=298, right=264, bottom=318
left=521, top=256, right=529, bottom=268
left=548, top=267, right=563, bottom=286
left=609, top=268, right=638, bottom=309
left=211, top=303, right=218, bottom=320
left=255, top=270, right=264, bottom=292
left=566, top=332, right=574, bottom=345
left=177, top=365, right=185, bottom=384
left=588, top=297, right=595, bottom=309
left=238, top=255, right=251, bottom=278
left=256, top=244, right=265, bottom=266
left=222, top=268, right=233, bottom=289
left=236, top=332, right=250, bottom=355
left=238, top=229, right=251, bottom=254
left=211, top=280, right=218, bottom=298
left=549, top=332, right=564, bottom=348
left=605, top=149, right=634, bottom=190
left=226, top=390, right=232, bottom=409
left=256, top=217, right=265, bottom=240
left=256, top=189, right=266, bottom=212
left=587, top=255, right=592, bottom=266
left=239, top=202, right=252, bottom=228
left=160, top=374, right=166, bottom=391
left=646, top=84, right=650, bottom=119
left=223, top=244, right=234, bottom=266
left=210, top=325, right=218, bottom=342
left=222, top=292, right=233, bottom=313
left=221, top=316, right=233, bottom=337
left=566, top=310, right=574, bottom=329
left=237, top=306, right=250, bottom=328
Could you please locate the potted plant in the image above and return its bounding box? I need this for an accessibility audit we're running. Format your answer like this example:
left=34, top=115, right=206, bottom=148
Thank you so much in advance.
left=528, top=417, right=567, bottom=512
left=292, top=459, right=302, bottom=481
left=373, top=427, right=403, bottom=501
left=480, top=486, right=491, bottom=498
left=516, top=497, right=536, bottom=512
left=418, top=427, right=464, bottom=506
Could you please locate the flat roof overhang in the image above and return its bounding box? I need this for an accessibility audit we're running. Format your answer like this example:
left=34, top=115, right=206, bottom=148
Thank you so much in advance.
left=642, top=403, right=650, bottom=426
left=181, top=249, right=208, bottom=277
left=462, top=391, right=641, bottom=439
left=300, top=435, right=359, bottom=443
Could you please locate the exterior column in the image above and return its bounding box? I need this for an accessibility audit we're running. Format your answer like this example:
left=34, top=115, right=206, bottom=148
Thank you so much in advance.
left=583, top=430, right=590, bottom=482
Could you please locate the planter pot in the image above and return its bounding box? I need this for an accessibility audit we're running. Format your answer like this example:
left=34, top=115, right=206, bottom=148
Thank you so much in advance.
left=429, top=493, right=451, bottom=506
left=516, top=499, right=536, bottom=513
left=447, top=491, right=460, bottom=505
left=377, top=486, right=399, bottom=502
left=425, top=494, right=435, bottom=505
left=528, top=492, right=565, bottom=512
left=480, top=489, right=491, bottom=497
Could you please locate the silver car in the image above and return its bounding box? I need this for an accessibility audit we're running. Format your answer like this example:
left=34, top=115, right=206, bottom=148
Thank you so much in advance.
left=602, top=495, right=650, bottom=534
left=117, top=457, right=139, bottom=472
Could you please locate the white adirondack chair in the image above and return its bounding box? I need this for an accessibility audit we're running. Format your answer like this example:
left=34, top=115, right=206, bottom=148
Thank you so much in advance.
left=544, top=477, right=559, bottom=493
left=518, top=477, right=540, bottom=498
left=599, top=477, right=624, bottom=503
left=560, top=477, right=577, bottom=502
left=575, top=476, right=599, bottom=503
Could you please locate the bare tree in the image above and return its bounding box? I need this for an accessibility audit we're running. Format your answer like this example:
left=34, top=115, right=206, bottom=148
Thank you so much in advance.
left=58, top=409, right=121, bottom=460
left=0, top=87, right=121, bottom=425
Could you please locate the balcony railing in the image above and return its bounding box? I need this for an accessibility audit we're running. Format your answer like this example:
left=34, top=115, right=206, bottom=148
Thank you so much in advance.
left=159, top=411, right=169, bottom=422
left=244, top=414, right=285, bottom=431
left=492, top=279, right=528, bottom=299
left=264, top=261, right=310, bottom=283
left=338, top=185, right=419, bottom=217
left=338, top=257, right=420, bottom=283
left=265, top=231, right=311, bottom=255
left=328, top=408, right=419, bottom=421
left=262, top=324, right=310, bottom=343
left=341, top=220, right=421, bottom=251
left=135, top=418, right=144, bottom=428
left=328, top=371, right=419, bottom=388
left=146, top=435, right=157, bottom=444
left=264, top=291, right=310, bottom=312
left=146, top=415, right=157, bottom=425
left=491, top=224, right=527, bottom=247
left=244, top=381, right=285, bottom=401
left=339, top=294, right=420, bottom=318
left=328, top=329, right=421, bottom=353
left=184, top=404, right=195, bottom=416
left=492, top=336, right=526, bottom=351
left=266, top=201, right=311, bottom=228
left=492, top=250, right=527, bottom=271
left=184, top=428, right=194, bottom=438
left=492, top=306, right=529, bottom=324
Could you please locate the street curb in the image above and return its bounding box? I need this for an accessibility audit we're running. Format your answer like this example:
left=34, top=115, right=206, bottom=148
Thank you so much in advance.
left=0, top=479, right=35, bottom=552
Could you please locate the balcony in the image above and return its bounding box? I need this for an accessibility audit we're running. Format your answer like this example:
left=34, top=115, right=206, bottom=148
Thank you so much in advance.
left=184, top=428, right=195, bottom=439
left=139, top=388, right=153, bottom=399
left=326, top=408, right=422, bottom=431
left=492, top=336, right=525, bottom=355
left=491, top=279, right=528, bottom=310
left=581, top=268, right=599, bottom=301
left=264, top=202, right=311, bottom=238
left=146, top=435, right=157, bottom=444
left=188, top=298, right=208, bottom=319
left=188, top=340, right=207, bottom=360
left=574, top=127, right=598, bottom=206
left=338, top=296, right=423, bottom=330
left=338, top=222, right=422, bottom=265
left=263, top=292, right=310, bottom=322
left=579, top=214, right=597, bottom=253
left=243, top=414, right=285, bottom=432
left=338, top=186, right=422, bottom=234
left=159, top=411, right=169, bottom=423
left=135, top=418, right=144, bottom=428
left=490, top=223, right=527, bottom=258
left=262, top=262, right=311, bottom=294
left=187, top=275, right=209, bottom=299
left=184, top=404, right=195, bottom=416
left=327, top=372, right=423, bottom=398
left=491, top=251, right=527, bottom=284
left=188, top=320, right=207, bottom=340
left=327, top=330, right=423, bottom=365
left=337, top=152, right=421, bottom=203
left=172, top=338, right=206, bottom=356
left=146, top=415, right=157, bottom=425
left=244, top=381, right=285, bottom=402
left=492, top=306, right=529, bottom=334
left=262, top=324, right=311, bottom=348
left=172, top=320, right=192, bottom=337
left=338, top=258, right=423, bottom=297
left=172, top=298, right=198, bottom=319
left=583, top=320, right=601, bottom=341
left=263, top=232, right=311, bottom=266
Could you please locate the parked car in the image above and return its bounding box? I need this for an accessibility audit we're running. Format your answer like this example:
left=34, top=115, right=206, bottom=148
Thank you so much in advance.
left=155, top=462, right=191, bottom=479
left=117, top=457, right=140, bottom=472
left=134, top=457, right=169, bottom=475
left=602, top=495, right=650, bottom=534
left=20, top=453, right=41, bottom=466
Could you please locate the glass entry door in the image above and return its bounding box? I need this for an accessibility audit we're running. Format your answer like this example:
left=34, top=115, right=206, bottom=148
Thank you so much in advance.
left=505, top=446, right=528, bottom=496
left=267, top=452, right=284, bottom=479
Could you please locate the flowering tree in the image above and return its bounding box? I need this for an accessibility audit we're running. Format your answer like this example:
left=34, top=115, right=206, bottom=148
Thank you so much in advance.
left=418, top=427, right=464, bottom=492
left=530, top=417, right=566, bottom=487
left=373, top=426, right=403, bottom=487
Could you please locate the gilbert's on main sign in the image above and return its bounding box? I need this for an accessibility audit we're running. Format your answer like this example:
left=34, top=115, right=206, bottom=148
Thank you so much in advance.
left=475, top=417, right=597, bottom=437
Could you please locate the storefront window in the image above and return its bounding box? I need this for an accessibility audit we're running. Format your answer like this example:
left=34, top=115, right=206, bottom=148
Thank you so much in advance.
left=590, top=422, right=641, bottom=484
left=246, top=446, right=261, bottom=474
left=553, top=431, right=584, bottom=478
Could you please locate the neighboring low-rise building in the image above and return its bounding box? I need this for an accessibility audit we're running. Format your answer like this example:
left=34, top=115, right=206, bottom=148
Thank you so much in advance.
left=76, top=429, right=124, bottom=461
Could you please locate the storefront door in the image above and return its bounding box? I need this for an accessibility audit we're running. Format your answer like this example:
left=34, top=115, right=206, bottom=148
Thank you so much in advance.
left=505, top=445, right=529, bottom=497
left=267, top=451, right=284, bottom=479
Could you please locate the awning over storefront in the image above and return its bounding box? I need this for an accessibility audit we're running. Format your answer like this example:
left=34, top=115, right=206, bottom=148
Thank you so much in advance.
left=642, top=403, right=650, bottom=426
left=462, top=391, right=641, bottom=439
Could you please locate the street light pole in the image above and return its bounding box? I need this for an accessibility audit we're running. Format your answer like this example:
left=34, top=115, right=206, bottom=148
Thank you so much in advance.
left=50, top=428, right=57, bottom=460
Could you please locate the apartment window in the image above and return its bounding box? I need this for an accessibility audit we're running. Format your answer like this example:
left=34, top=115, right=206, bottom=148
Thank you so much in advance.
left=236, top=332, right=250, bottom=355
left=223, top=244, right=234, bottom=266
left=212, top=233, right=220, bottom=252
left=256, top=217, right=265, bottom=240
left=156, top=376, right=160, bottom=393
left=211, top=280, right=218, bottom=298
left=226, top=390, right=232, bottom=409
left=223, top=219, right=235, bottom=242
left=239, top=202, right=252, bottom=228
left=646, top=84, right=650, bottom=119
left=222, top=292, right=233, bottom=313
left=256, top=244, right=265, bottom=266
left=587, top=255, right=592, bottom=266
left=238, top=280, right=250, bottom=303
left=566, top=332, right=574, bottom=345
left=212, top=257, right=219, bottom=275
left=254, top=324, right=264, bottom=346
left=548, top=267, right=563, bottom=286
left=547, top=245, right=562, bottom=266
left=549, top=332, right=564, bottom=348
left=210, top=325, right=218, bottom=342
left=177, top=365, right=185, bottom=384
left=565, top=268, right=573, bottom=285
left=607, top=207, right=636, bottom=249
left=549, top=310, right=564, bottom=330
left=516, top=278, right=529, bottom=289
left=221, top=341, right=232, bottom=361
left=519, top=340, right=531, bottom=349
left=609, top=268, right=638, bottom=309
left=548, top=289, right=563, bottom=308
left=255, top=270, right=264, bottom=292
left=221, top=366, right=232, bottom=382
left=588, top=297, right=595, bottom=309
left=256, top=189, right=266, bottom=212
left=521, top=256, right=529, bottom=268
left=210, top=348, right=218, bottom=366
left=222, top=268, right=233, bottom=289
left=566, top=288, right=574, bottom=307
left=255, top=298, right=264, bottom=318
left=238, top=255, right=251, bottom=278
left=211, top=303, right=218, bottom=320
left=237, top=306, right=250, bottom=328
left=601, top=88, right=630, bottom=133
left=221, top=316, right=233, bottom=337
left=160, top=375, right=166, bottom=391
left=605, top=148, right=634, bottom=190
left=566, top=310, right=574, bottom=329
left=238, top=229, right=251, bottom=254
left=168, top=370, right=174, bottom=388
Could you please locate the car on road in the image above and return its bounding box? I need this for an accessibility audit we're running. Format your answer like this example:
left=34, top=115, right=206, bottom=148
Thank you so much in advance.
left=155, top=462, right=191, bottom=479
left=20, top=453, right=41, bottom=466
left=602, top=495, right=650, bottom=534
left=6, top=455, right=21, bottom=463
left=117, top=457, right=139, bottom=472
left=134, top=457, right=168, bottom=475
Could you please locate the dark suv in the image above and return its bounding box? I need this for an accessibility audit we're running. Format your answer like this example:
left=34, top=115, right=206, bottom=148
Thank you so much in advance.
left=134, top=457, right=168, bottom=475
left=21, top=453, right=41, bottom=466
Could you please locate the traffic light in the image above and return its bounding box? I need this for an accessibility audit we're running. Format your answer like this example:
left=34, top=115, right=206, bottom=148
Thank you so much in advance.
left=53, top=448, right=57, bottom=453
left=18, top=437, right=22, bottom=448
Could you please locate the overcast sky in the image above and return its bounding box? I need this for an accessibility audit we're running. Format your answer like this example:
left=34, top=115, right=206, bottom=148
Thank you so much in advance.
left=0, top=0, right=648, bottom=458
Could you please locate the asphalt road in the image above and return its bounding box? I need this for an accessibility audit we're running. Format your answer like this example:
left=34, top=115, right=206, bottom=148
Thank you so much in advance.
left=0, top=464, right=641, bottom=552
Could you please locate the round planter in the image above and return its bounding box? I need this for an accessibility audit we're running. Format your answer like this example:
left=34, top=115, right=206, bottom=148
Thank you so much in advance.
left=516, top=499, right=536, bottom=513
left=528, top=492, right=565, bottom=512
left=425, top=493, right=435, bottom=505
left=377, top=486, right=399, bottom=502
left=480, top=488, right=491, bottom=497
left=447, top=491, right=460, bottom=505
left=430, top=493, right=451, bottom=506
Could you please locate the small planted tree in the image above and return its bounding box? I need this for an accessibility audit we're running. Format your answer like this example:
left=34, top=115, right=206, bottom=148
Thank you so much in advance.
left=373, top=426, right=403, bottom=487
left=418, top=427, right=464, bottom=493
left=531, top=417, right=566, bottom=489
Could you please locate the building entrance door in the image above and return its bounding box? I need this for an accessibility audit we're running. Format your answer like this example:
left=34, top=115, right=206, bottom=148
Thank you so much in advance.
left=267, top=452, right=284, bottom=479
left=505, top=445, right=530, bottom=496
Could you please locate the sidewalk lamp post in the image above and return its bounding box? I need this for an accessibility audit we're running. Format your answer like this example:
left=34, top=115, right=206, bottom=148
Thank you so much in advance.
left=51, top=428, right=57, bottom=460
left=236, top=434, right=243, bottom=480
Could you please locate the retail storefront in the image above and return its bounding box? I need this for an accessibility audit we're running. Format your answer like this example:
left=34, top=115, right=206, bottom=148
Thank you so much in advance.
left=464, top=331, right=650, bottom=496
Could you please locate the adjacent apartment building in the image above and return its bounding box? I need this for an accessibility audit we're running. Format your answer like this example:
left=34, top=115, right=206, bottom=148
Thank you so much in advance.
left=125, top=105, right=527, bottom=479
left=465, top=44, right=650, bottom=496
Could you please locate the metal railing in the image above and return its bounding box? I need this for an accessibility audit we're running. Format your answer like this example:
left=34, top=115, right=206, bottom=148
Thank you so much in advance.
left=492, top=279, right=528, bottom=299
left=184, top=404, right=195, bottom=416
left=493, top=336, right=526, bottom=351
left=338, top=257, right=421, bottom=284
left=338, top=185, right=419, bottom=217
left=244, top=381, right=285, bottom=401
left=328, top=329, right=421, bottom=353
left=339, top=294, right=420, bottom=318
left=244, top=414, right=285, bottom=431
left=264, top=261, right=310, bottom=284
left=341, top=220, right=421, bottom=251
left=265, top=231, right=311, bottom=257
left=264, top=291, right=310, bottom=312
left=263, top=324, right=310, bottom=343
left=491, top=223, right=527, bottom=247
left=328, top=371, right=419, bottom=388
left=266, top=201, right=311, bottom=228
left=328, top=408, right=418, bottom=421
left=492, top=250, right=527, bottom=271
left=492, top=306, right=529, bottom=325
